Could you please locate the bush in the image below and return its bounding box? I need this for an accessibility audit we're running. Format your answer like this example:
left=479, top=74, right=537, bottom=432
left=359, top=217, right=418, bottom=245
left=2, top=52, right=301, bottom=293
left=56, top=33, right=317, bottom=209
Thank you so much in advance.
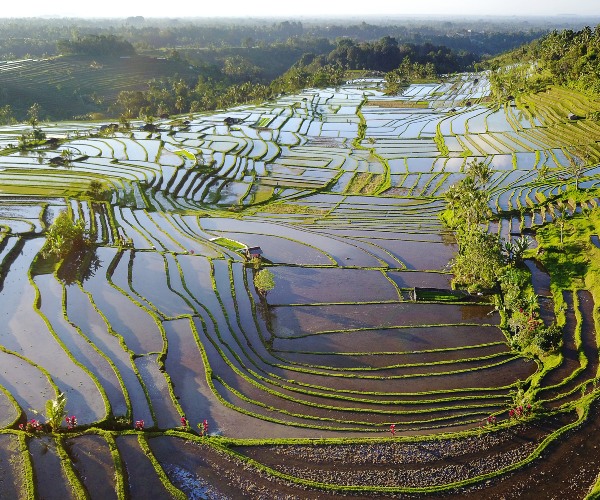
left=45, top=393, right=67, bottom=432
left=18, top=128, right=46, bottom=150
left=43, top=210, right=88, bottom=259
left=254, top=269, right=275, bottom=296
left=450, top=228, right=503, bottom=292
left=534, top=322, right=563, bottom=352
left=87, top=180, right=109, bottom=200
left=499, top=267, right=530, bottom=312
left=508, top=309, right=543, bottom=350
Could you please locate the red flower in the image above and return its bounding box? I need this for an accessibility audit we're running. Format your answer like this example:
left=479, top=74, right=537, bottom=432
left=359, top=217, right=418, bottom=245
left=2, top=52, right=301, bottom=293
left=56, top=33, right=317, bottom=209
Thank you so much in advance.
left=65, top=416, right=78, bottom=430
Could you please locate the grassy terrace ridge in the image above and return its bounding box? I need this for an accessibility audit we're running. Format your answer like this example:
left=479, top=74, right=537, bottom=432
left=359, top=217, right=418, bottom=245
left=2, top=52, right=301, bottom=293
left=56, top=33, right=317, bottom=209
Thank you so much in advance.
left=0, top=70, right=600, bottom=497
left=368, top=100, right=430, bottom=108
left=209, top=236, right=247, bottom=252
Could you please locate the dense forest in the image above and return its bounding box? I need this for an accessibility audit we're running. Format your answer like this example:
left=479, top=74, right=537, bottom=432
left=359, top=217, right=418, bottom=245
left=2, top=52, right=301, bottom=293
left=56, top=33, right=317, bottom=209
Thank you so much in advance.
left=56, top=35, right=136, bottom=57
left=0, top=16, right=574, bottom=60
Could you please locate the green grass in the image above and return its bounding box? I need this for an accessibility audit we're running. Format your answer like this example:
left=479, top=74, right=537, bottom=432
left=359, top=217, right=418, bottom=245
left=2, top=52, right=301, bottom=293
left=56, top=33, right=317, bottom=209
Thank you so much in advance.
left=256, top=117, right=273, bottom=128
left=414, top=288, right=470, bottom=302
left=533, top=204, right=594, bottom=291
left=173, top=149, right=196, bottom=161
left=254, top=203, right=328, bottom=215
left=586, top=473, right=600, bottom=499
left=368, top=100, right=429, bottom=108
left=210, top=237, right=247, bottom=251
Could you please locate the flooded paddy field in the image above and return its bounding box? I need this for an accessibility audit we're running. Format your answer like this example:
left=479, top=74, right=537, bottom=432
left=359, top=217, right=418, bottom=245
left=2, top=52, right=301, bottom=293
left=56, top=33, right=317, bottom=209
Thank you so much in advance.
left=0, top=73, right=598, bottom=497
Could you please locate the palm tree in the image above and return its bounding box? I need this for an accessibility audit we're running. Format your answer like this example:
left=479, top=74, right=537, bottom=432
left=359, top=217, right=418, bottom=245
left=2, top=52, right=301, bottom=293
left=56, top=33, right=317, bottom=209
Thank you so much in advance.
left=566, top=149, right=591, bottom=190
left=503, top=236, right=531, bottom=264
left=27, top=103, right=41, bottom=128
left=61, top=149, right=75, bottom=167
left=567, top=156, right=584, bottom=190
left=556, top=214, right=567, bottom=245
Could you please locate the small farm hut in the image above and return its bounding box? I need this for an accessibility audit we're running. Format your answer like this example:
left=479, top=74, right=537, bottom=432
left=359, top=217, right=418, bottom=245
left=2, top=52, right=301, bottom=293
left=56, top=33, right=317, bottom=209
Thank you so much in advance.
left=245, top=246, right=263, bottom=260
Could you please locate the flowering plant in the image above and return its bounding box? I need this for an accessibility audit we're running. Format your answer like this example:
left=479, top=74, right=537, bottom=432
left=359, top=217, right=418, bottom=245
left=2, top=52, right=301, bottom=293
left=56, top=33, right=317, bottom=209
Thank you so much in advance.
left=65, top=416, right=78, bottom=430
left=19, top=419, right=43, bottom=433
left=198, top=419, right=209, bottom=436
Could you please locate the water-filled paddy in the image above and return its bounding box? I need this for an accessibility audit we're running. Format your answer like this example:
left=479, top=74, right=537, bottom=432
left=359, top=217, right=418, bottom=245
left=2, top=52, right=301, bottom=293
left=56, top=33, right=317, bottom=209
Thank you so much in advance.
left=273, top=302, right=498, bottom=336
left=0, top=71, right=596, bottom=496
left=268, top=267, right=400, bottom=304
left=274, top=324, right=506, bottom=353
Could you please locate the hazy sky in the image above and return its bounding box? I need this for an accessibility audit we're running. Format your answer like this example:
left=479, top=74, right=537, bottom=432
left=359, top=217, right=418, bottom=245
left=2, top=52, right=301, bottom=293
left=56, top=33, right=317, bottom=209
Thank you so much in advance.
left=1, top=0, right=599, bottom=18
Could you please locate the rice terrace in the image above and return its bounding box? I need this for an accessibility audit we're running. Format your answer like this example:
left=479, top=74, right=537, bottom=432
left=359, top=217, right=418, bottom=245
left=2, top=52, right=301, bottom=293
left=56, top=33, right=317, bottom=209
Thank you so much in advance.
left=2, top=14, right=600, bottom=499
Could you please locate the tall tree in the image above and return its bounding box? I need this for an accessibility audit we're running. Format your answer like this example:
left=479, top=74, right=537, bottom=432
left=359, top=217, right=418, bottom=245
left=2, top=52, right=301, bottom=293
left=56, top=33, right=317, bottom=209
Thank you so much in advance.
left=27, top=102, right=41, bottom=128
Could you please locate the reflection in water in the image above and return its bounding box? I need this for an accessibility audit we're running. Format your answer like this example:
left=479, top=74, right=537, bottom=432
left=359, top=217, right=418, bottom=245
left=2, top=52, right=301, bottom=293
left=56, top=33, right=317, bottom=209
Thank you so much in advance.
left=458, top=303, right=497, bottom=321
left=441, top=230, right=457, bottom=247
left=257, top=296, right=276, bottom=350
left=57, top=247, right=102, bottom=285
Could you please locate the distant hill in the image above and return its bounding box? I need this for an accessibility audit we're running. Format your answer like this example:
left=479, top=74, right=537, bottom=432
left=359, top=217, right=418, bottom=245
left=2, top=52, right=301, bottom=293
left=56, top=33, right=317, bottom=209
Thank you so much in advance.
left=0, top=55, right=203, bottom=120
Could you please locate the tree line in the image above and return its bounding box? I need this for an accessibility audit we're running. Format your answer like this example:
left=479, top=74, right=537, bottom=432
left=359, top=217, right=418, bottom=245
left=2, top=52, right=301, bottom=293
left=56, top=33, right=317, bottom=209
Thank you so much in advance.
left=325, top=37, right=477, bottom=74
left=0, top=16, right=558, bottom=60
left=110, top=64, right=346, bottom=120
left=442, top=160, right=561, bottom=353
left=56, top=35, right=136, bottom=57
left=110, top=37, right=474, bottom=120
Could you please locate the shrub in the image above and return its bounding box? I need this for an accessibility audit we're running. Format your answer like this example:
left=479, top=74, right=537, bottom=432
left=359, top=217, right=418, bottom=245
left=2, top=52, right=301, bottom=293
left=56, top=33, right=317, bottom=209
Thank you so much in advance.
left=508, top=309, right=543, bottom=350
left=18, top=128, right=46, bottom=150
left=254, top=269, right=275, bottom=296
left=65, top=416, right=78, bottom=430
left=87, top=180, right=108, bottom=200
left=43, top=210, right=88, bottom=259
left=19, top=419, right=43, bottom=433
left=534, top=322, right=563, bottom=352
left=45, top=393, right=67, bottom=432
left=450, top=228, right=503, bottom=292
left=503, top=236, right=531, bottom=265
left=499, top=267, right=528, bottom=310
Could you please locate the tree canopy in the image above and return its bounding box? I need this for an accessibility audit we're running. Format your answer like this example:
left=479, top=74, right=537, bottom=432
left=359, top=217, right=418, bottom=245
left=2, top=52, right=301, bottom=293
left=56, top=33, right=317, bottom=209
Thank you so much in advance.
left=57, top=35, right=136, bottom=57
left=443, top=160, right=492, bottom=230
